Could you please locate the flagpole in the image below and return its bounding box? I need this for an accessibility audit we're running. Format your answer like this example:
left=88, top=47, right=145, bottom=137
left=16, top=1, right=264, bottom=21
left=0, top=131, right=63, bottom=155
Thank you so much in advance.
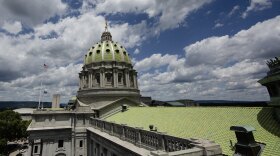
left=38, top=63, right=47, bottom=110
left=38, top=81, right=42, bottom=109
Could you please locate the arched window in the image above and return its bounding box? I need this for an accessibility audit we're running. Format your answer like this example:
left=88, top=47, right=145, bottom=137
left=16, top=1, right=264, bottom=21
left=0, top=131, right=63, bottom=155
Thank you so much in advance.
left=96, top=50, right=100, bottom=54
left=130, top=73, right=134, bottom=87
left=115, top=49, right=119, bottom=53
left=118, top=73, right=122, bottom=83
left=105, top=73, right=112, bottom=83
left=106, top=49, right=110, bottom=53
left=89, top=52, right=92, bottom=56
left=95, top=73, right=100, bottom=84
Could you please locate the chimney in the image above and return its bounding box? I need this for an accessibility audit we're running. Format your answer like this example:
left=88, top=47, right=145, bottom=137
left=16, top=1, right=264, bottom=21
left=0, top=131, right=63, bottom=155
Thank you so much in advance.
left=52, top=94, right=60, bottom=108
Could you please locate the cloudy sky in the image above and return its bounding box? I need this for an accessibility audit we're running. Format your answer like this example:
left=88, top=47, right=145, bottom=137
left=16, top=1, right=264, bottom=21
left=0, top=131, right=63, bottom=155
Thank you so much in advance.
left=0, top=0, right=279, bottom=103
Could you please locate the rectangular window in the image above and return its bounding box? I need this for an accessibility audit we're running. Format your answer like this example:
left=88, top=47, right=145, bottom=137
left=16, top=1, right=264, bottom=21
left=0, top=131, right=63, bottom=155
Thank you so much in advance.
left=58, top=140, right=64, bottom=148
left=34, top=145, right=38, bottom=153
left=80, top=140, right=83, bottom=147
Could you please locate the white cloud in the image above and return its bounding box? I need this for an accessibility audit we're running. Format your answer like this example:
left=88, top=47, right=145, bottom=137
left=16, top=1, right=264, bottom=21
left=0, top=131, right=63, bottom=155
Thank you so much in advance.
left=185, top=15, right=280, bottom=66
left=212, top=59, right=266, bottom=78
left=2, top=21, right=22, bottom=34
left=0, top=10, right=150, bottom=102
left=0, top=0, right=277, bottom=102
left=228, top=5, right=240, bottom=17
left=242, top=0, right=272, bottom=18
left=214, top=23, right=223, bottom=28
left=87, top=0, right=213, bottom=32
left=134, top=48, right=140, bottom=55
left=134, top=54, right=178, bottom=72
left=137, top=16, right=280, bottom=101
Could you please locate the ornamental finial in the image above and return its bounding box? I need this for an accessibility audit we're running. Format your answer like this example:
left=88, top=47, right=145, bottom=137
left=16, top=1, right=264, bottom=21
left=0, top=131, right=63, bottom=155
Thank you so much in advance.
left=101, top=19, right=112, bottom=41
left=105, top=19, right=108, bottom=32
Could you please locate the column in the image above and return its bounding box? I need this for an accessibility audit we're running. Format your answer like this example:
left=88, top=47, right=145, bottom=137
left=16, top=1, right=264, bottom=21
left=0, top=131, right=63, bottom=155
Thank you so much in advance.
left=82, top=75, right=85, bottom=88
left=85, top=73, right=88, bottom=88
left=79, top=76, right=81, bottom=89
left=125, top=70, right=130, bottom=88
left=133, top=73, right=137, bottom=89
left=89, top=72, right=92, bottom=88
left=100, top=71, right=104, bottom=88
left=113, top=69, right=117, bottom=88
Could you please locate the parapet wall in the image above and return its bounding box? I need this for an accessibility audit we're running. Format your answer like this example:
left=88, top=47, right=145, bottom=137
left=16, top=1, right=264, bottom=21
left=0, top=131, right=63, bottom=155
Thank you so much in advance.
left=89, top=117, right=222, bottom=156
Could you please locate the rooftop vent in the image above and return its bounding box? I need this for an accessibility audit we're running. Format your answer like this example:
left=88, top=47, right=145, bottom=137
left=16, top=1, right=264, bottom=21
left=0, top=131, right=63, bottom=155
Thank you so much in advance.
left=230, top=125, right=266, bottom=156
left=122, top=104, right=127, bottom=112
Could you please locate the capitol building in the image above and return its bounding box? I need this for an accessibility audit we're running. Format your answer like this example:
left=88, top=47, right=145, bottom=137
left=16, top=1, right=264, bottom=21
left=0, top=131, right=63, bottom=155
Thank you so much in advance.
left=26, top=24, right=280, bottom=156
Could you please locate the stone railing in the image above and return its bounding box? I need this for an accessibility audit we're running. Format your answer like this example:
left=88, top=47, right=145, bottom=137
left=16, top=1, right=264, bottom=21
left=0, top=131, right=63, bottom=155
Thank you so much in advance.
left=89, top=117, right=195, bottom=152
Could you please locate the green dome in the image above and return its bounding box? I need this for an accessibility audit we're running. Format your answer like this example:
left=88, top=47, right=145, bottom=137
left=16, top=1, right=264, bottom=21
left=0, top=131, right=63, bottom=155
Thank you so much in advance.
left=84, top=33, right=132, bottom=65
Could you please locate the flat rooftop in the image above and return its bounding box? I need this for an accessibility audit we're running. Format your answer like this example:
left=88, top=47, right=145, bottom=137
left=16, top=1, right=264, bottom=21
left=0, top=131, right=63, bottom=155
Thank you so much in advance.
left=106, top=107, right=280, bottom=156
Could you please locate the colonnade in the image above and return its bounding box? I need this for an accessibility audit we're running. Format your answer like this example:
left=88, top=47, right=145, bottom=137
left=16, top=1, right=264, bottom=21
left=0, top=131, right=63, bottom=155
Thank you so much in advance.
left=79, top=69, right=138, bottom=89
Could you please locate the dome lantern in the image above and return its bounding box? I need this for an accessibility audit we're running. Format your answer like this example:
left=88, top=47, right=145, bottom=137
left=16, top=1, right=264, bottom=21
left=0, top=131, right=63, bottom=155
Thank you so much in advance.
left=101, top=20, right=112, bottom=41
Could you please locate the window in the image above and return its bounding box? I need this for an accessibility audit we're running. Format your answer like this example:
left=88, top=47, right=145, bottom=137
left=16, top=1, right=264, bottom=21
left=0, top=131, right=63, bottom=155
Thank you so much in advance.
left=92, top=46, right=94, bottom=49
left=34, top=145, right=38, bottom=153
left=114, top=44, right=117, bottom=47
left=58, top=140, right=64, bottom=148
left=120, top=46, right=123, bottom=48
left=106, top=73, right=112, bottom=83
left=89, top=52, right=92, bottom=56
left=103, top=148, right=108, bottom=156
left=106, top=44, right=109, bottom=46
left=96, top=50, right=100, bottom=54
left=115, top=49, right=119, bottom=53
left=118, top=73, right=122, bottom=83
left=80, top=140, right=83, bottom=147
left=106, top=49, right=110, bottom=53
left=123, top=52, right=127, bottom=55
left=95, top=73, right=100, bottom=84
left=98, top=44, right=101, bottom=47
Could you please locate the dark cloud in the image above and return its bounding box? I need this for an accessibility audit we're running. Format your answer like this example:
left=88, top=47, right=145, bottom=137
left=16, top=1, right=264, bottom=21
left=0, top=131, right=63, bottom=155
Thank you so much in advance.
left=0, top=0, right=67, bottom=26
left=0, top=70, right=21, bottom=82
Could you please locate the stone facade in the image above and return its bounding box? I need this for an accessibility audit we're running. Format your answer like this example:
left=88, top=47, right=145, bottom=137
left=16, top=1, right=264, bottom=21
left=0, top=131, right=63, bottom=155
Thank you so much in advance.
left=27, top=110, right=92, bottom=156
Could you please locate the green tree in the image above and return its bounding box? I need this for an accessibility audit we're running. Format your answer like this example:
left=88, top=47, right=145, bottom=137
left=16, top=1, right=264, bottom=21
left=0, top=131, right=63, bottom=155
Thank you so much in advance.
left=0, top=110, right=31, bottom=155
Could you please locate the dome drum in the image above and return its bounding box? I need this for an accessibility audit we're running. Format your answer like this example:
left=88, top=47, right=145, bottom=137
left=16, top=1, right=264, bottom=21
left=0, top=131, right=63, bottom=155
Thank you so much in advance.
left=78, top=64, right=138, bottom=90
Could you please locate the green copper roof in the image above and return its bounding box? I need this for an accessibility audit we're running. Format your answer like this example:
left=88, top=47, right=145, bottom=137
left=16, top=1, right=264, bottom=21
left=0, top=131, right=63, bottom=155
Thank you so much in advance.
left=84, top=41, right=131, bottom=65
left=106, top=107, right=280, bottom=156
